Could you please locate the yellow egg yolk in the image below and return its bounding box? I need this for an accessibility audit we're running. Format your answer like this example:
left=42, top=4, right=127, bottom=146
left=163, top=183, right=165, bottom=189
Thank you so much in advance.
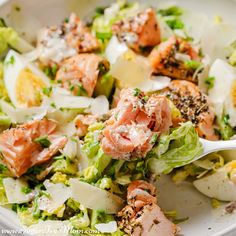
left=16, top=68, right=46, bottom=107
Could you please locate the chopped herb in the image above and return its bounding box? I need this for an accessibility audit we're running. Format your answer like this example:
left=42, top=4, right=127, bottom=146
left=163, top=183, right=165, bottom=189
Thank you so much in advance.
left=12, top=204, right=18, bottom=212
left=69, top=85, right=75, bottom=91
left=184, top=60, right=202, bottom=70
left=173, top=217, right=189, bottom=224
left=0, top=18, right=7, bottom=27
left=14, top=6, right=21, bottom=12
left=21, top=186, right=32, bottom=194
left=5, top=55, right=15, bottom=65
left=151, top=134, right=158, bottom=144
left=0, top=164, right=7, bottom=172
left=205, top=76, right=215, bottom=89
left=158, top=6, right=183, bottom=16
left=166, top=18, right=184, bottom=30
left=98, top=62, right=108, bottom=75
left=34, top=136, right=51, bottom=148
left=43, top=64, right=58, bottom=79
left=96, top=32, right=113, bottom=40
left=42, top=86, right=52, bottom=96
left=223, top=114, right=230, bottom=125
left=95, top=6, right=106, bottom=15
left=27, top=165, right=44, bottom=175
left=50, top=102, right=56, bottom=108
left=64, top=17, right=69, bottom=23
left=133, top=88, right=141, bottom=97
left=142, top=95, right=149, bottom=102
left=53, top=155, right=65, bottom=161
left=77, top=83, right=87, bottom=96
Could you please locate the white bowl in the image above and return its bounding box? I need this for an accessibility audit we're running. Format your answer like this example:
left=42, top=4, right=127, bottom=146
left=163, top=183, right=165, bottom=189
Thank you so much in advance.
left=0, top=0, right=236, bottom=235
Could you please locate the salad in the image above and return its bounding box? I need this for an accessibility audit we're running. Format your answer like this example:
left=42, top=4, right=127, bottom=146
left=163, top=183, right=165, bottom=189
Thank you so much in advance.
left=0, top=1, right=236, bottom=235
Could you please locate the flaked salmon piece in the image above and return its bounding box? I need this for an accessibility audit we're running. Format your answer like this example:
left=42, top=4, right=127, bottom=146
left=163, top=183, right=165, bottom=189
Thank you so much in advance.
left=75, top=114, right=98, bottom=137
left=146, top=94, right=172, bottom=133
left=0, top=119, right=67, bottom=177
left=149, top=36, right=200, bottom=83
left=56, top=54, right=109, bottom=96
left=112, top=8, right=161, bottom=52
left=118, top=180, right=179, bottom=236
left=102, top=123, right=154, bottom=160
left=63, top=13, right=100, bottom=53
left=101, top=88, right=172, bottom=160
left=163, top=80, right=218, bottom=140
left=127, top=180, right=157, bottom=208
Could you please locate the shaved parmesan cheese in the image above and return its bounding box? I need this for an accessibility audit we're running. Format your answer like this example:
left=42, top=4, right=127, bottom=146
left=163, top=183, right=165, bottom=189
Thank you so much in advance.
left=105, top=36, right=128, bottom=64
left=61, top=137, right=80, bottom=160
left=138, top=76, right=171, bottom=92
left=90, top=95, right=109, bottom=116
left=51, top=88, right=94, bottom=109
left=0, top=100, right=47, bottom=123
left=3, top=178, right=31, bottom=204
left=38, top=180, right=71, bottom=214
left=95, top=221, right=117, bottom=233
left=69, top=179, right=124, bottom=214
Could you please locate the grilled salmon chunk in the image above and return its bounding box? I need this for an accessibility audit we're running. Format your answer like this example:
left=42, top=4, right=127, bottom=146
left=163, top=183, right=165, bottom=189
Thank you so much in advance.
left=0, top=119, right=67, bottom=177
left=101, top=88, right=172, bottom=160
left=117, top=180, right=179, bottom=236
left=56, top=54, right=109, bottom=96
left=112, top=8, right=161, bottom=52
left=163, top=80, right=218, bottom=140
left=149, top=36, right=200, bottom=83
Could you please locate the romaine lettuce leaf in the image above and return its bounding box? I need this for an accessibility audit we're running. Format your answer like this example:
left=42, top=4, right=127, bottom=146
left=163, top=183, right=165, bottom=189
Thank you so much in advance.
left=82, top=123, right=112, bottom=182
left=147, top=122, right=203, bottom=174
left=0, top=27, right=33, bottom=56
left=0, top=177, right=7, bottom=205
left=92, top=1, right=140, bottom=43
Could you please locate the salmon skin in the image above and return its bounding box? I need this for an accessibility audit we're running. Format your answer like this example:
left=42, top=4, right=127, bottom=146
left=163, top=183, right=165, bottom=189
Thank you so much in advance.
left=112, top=8, right=161, bottom=53
left=117, top=180, right=179, bottom=236
left=0, top=119, right=67, bottom=177
left=101, top=88, right=172, bottom=160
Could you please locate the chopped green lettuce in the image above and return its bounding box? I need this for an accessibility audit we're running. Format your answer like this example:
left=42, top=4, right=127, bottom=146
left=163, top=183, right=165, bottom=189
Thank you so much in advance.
left=50, top=172, right=68, bottom=184
left=69, top=205, right=90, bottom=229
left=158, top=6, right=183, bottom=16
left=17, top=207, right=38, bottom=226
left=158, top=6, right=185, bottom=31
left=0, top=27, right=33, bottom=56
left=0, top=177, right=8, bottom=205
left=92, top=1, right=140, bottom=45
left=82, top=123, right=112, bottom=183
left=0, top=62, right=9, bottom=100
left=217, top=114, right=235, bottom=140
left=52, top=156, right=78, bottom=175
left=147, top=122, right=203, bottom=174
left=91, top=210, right=114, bottom=228
left=94, top=73, right=115, bottom=98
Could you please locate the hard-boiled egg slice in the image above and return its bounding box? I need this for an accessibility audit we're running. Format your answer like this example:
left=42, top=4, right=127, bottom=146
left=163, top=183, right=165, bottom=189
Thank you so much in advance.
left=193, top=160, right=236, bottom=201
left=208, top=59, right=236, bottom=126
left=4, top=50, right=50, bottom=108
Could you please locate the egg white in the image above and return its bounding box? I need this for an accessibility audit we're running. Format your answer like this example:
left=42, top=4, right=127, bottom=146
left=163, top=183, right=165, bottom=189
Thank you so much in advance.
left=208, top=59, right=236, bottom=127
left=4, top=49, right=50, bottom=108
left=193, top=161, right=236, bottom=201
